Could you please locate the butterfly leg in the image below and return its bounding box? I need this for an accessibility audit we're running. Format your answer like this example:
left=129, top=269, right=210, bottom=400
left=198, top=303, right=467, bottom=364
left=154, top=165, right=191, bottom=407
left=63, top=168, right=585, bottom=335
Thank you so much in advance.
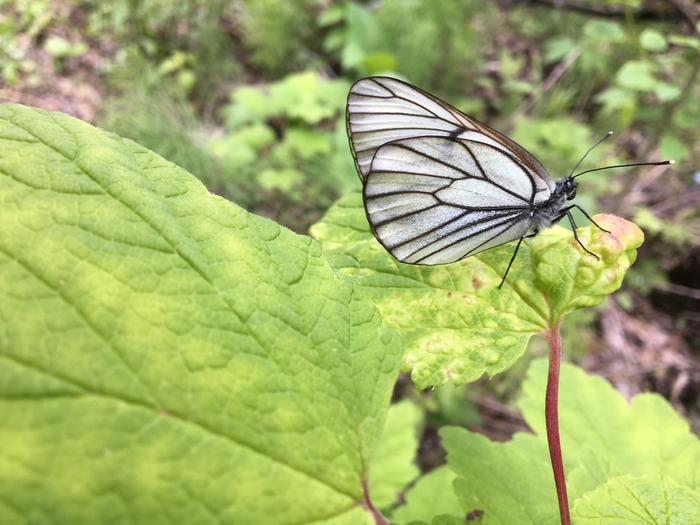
left=568, top=204, right=611, bottom=234
left=498, top=232, right=537, bottom=289
left=553, top=206, right=600, bottom=259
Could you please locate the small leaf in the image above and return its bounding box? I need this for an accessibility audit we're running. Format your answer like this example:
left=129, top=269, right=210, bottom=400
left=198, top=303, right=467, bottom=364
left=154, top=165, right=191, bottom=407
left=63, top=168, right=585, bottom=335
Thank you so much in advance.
left=234, top=85, right=277, bottom=116
left=44, top=36, right=86, bottom=58
left=639, top=29, right=668, bottom=52
left=363, top=52, right=398, bottom=74
left=441, top=428, right=557, bottom=524
left=256, top=167, right=304, bottom=191
left=654, top=81, right=681, bottom=102
left=660, top=132, right=690, bottom=165
left=583, top=20, right=624, bottom=42
left=573, top=475, right=700, bottom=524
left=312, top=194, right=644, bottom=388
left=616, top=60, right=656, bottom=92
left=543, top=37, right=577, bottom=64
left=530, top=214, right=644, bottom=320
left=391, top=466, right=463, bottom=523
left=668, top=34, right=700, bottom=51
left=370, top=400, right=423, bottom=509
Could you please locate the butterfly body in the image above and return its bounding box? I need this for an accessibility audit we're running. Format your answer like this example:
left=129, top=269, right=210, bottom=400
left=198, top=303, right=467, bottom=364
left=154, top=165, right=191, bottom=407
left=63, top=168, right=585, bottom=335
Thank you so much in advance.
left=529, top=177, right=577, bottom=232
left=346, top=76, right=599, bottom=283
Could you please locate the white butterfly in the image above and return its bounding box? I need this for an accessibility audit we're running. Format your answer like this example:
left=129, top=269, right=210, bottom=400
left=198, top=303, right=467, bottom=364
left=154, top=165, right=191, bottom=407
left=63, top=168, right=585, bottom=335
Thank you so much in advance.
left=346, top=76, right=610, bottom=287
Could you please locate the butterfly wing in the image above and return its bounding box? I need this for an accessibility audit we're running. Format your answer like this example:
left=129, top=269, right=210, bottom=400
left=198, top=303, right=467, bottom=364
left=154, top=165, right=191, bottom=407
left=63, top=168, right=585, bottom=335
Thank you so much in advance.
left=346, top=76, right=553, bottom=192
left=364, top=136, right=553, bottom=264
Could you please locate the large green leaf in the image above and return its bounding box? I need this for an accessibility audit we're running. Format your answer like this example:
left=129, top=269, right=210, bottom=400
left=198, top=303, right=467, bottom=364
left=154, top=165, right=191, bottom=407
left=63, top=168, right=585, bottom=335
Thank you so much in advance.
left=310, top=192, right=643, bottom=388
left=0, top=104, right=402, bottom=524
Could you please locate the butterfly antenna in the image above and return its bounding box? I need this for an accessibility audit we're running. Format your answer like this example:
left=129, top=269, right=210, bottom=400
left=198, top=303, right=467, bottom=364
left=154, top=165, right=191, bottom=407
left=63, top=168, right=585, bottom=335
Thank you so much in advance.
left=573, top=159, right=674, bottom=179
left=567, top=131, right=614, bottom=179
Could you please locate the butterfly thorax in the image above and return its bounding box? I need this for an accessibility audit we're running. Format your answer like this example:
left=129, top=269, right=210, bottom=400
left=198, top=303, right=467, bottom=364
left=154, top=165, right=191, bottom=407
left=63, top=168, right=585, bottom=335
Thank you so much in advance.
left=530, top=177, right=577, bottom=231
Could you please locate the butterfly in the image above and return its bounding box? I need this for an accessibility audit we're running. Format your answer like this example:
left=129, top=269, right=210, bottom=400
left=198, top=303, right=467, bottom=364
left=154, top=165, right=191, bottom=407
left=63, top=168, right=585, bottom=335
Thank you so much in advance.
left=345, top=76, right=669, bottom=288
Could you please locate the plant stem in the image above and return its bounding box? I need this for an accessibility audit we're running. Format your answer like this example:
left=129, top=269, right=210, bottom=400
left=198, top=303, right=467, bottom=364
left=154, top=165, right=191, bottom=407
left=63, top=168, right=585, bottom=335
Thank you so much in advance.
left=362, top=478, right=389, bottom=525
left=544, top=321, right=570, bottom=525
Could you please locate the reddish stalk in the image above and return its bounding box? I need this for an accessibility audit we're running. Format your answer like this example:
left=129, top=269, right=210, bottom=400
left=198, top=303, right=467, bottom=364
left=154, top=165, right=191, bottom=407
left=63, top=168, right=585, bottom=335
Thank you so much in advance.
left=362, top=478, right=389, bottom=525
left=543, top=321, right=571, bottom=525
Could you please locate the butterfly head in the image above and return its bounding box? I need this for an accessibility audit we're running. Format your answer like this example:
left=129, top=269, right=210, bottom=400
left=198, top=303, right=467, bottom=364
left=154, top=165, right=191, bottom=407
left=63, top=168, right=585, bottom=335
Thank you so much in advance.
left=564, top=177, right=578, bottom=201
left=553, top=177, right=579, bottom=202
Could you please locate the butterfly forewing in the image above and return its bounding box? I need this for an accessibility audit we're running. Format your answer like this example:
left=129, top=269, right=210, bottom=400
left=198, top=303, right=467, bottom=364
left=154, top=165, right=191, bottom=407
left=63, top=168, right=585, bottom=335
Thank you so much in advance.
left=346, top=76, right=553, bottom=188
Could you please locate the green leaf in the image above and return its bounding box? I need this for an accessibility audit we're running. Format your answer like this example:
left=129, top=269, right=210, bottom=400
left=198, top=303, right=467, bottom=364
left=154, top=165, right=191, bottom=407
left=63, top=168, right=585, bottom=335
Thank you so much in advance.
left=518, top=360, right=700, bottom=498
left=511, top=118, right=599, bottom=177
left=311, top=193, right=644, bottom=388
left=616, top=60, right=656, bottom=92
left=660, top=132, right=690, bottom=165
left=256, top=167, right=304, bottom=191
left=543, top=36, right=577, bottom=65
left=441, top=428, right=556, bottom=524
left=363, top=52, right=398, bottom=74
left=44, top=36, right=87, bottom=58
left=390, top=465, right=463, bottom=523
left=639, top=29, right=668, bottom=52
left=583, top=20, right=624, bottom=43
left=594, top=87, right=637, bottom=126
left=281, top=128, right=333, bottom=160
left=225, top=72, right=350, bottom=128
left=370, top=400, right=423, bottom=509
left=633, top=208, right=691, bottom=245
left=654, top=81, right=682, bottom=102
left=668, top=34, right=700, bottom=51
left=309, top=192, right=370, bottom=251
left=318, top=4, right=345, bottom=26
left=573, top=475, right=700, bottom=524
left=230, top=85, right=277, bottom=122
left=440, top=360, right=700, bottom=523
left=0, top=104, right=403, bottom=524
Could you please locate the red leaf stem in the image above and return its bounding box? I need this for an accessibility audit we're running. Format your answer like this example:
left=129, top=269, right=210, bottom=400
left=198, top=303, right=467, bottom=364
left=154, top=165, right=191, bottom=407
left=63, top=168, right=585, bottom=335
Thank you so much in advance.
left=543, top=321, right=571, bottom=525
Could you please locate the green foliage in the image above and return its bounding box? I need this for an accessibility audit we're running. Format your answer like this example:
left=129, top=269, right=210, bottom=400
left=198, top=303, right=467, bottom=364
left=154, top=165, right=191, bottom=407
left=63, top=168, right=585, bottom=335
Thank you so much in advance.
left=0, top=0, right=68, bottom=84
left=434, top=360, right=700, bottom=524
left=633, top=207, right=693, bottom=245
left=0, top=105, right=402, bottom=524
left=323, top=0, right=488, bottom=98
left=573, top=475, right=700, bottom=523
left=311, top=193, right=643, bottom=388
left=239, top=0, right=321, bottom=76
left=390, top=466, right=462, bottom=523
left=380, top=360, right=700, bottom=523
left=211, top=70, right=358, bottom=230
left=369, top=400, right=423, bottom=510
left=97, top=56, right=216, bottom=187
left=511, top=118, right=609, bottom=179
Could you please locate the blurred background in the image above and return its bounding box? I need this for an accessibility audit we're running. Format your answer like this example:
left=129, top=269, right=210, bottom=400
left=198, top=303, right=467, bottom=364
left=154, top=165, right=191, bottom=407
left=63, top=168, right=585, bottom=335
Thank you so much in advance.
left=3, top=0, right=699, bottom=453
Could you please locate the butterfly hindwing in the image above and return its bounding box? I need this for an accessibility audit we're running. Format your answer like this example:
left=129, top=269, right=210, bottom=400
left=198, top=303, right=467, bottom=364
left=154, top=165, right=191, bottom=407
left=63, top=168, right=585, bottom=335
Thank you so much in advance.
left=364, top=136, right=545, bottom=264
